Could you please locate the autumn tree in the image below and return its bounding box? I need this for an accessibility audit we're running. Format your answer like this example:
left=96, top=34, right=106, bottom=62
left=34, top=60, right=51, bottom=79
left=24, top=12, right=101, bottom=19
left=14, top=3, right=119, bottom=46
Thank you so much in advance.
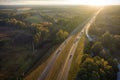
left=76, top=55, right=115, bottom=80
left=33, top=32, right=41, bottom=44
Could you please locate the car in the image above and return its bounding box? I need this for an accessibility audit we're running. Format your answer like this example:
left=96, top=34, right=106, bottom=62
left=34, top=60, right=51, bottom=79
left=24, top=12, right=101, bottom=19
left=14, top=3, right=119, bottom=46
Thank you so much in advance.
left=64, top=41, right=67, bottom=44
left=74, top=37, right=79, bottom=43
left=69, top=55, right=72, bottom=59
left=56, top=50, right=61, bottom=54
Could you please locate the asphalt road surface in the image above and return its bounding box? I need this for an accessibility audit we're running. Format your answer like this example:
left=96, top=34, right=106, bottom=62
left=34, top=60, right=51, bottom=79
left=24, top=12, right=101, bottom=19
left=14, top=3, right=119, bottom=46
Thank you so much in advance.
left=37, top=13, right=88, bottom=80
left=57, top=8, right=103, bottom=80
left=37, top=8, right=103, bottom=80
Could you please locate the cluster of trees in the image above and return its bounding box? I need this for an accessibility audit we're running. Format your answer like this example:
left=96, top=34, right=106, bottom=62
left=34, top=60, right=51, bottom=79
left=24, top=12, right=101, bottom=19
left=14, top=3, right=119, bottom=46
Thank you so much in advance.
left=76, top=54, right=117, bottom=80
left=0, top=18, right=69, bottom=51
left=86, top=6, right=120, bottom=64
left=88, top=32, right=120, bottom=64
left=0, top=40, right=7, bottom=48
left=7, top=18, right=26, bottom=28
left=0, top=18, right=26, bottom=29
left=77, top=6, right=120, bottom=80
left=56, top=29, right=69, bottom=42
left=57, top=16, right=84, bottom=33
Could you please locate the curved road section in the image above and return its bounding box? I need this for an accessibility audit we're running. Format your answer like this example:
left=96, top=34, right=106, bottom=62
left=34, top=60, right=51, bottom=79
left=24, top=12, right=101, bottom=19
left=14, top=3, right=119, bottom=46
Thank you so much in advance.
left=85, top=8, right=103, bottom=41
left=57, top=8, right=103, bottom=80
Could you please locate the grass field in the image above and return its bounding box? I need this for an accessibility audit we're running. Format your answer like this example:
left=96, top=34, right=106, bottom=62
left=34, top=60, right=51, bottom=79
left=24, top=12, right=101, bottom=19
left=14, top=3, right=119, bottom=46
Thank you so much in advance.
left=25, top=15, right=44, bottom=23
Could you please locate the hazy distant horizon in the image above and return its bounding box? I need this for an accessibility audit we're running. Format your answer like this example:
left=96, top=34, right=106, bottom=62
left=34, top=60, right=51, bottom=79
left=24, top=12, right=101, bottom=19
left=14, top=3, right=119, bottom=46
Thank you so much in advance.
left=0, top=0, right=120, bottom=5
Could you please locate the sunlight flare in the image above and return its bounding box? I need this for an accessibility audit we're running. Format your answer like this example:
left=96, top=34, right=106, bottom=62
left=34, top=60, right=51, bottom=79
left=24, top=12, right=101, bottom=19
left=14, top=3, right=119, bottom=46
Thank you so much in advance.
left=67, top=0, right=109, bottom=6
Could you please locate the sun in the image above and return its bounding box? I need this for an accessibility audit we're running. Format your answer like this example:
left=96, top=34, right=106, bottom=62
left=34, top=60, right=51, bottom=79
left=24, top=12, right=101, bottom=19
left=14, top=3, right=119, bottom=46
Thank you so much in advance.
left=87, top=0, right=108, bottom=6
left=67, top=0, right=108, bottom=6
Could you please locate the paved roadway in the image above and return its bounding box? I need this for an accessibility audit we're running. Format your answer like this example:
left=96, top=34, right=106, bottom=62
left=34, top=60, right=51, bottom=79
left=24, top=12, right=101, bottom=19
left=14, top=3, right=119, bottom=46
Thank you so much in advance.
left=85, top=8, right=103, bottom=41
left=57, top=8, right=103, bottom=80
left=37, top=36, right=71, bottom=80
left=37, top=8, right=103, bottom=80
left=37, top=10, right=91, bottom=80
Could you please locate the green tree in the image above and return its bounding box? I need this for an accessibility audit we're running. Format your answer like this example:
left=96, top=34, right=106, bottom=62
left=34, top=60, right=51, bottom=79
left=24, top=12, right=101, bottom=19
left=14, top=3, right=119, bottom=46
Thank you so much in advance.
left=33, top=32, right=41, bottom=44
left=91, top=41, right=103, bottom=55
left=0, top=40, right=6, bottom=48
left=56, top=29, right=69, bottom=42
left=76, top=55, right=115, bottom=80
left=100, top=32, right=113, bottom=48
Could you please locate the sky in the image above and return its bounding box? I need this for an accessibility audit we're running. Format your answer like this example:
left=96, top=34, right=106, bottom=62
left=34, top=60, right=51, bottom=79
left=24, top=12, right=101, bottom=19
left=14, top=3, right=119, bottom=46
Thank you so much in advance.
left=0, top=0, right=120, bottom=5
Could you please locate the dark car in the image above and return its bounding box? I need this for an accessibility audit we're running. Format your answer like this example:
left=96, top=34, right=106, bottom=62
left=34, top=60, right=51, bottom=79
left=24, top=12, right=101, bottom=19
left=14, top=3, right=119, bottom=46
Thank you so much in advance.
left=69, top=55, right=72, bottom=59
left=56, top=50, right=61, bottom=54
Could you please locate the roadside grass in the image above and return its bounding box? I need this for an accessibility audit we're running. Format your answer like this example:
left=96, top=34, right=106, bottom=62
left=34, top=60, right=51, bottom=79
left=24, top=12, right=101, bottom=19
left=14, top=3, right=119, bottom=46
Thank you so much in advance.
left=68, top=35, right=86, bottom=80
left=45, top=35, right=77, bottom=80
left=24, top=31, right=83, bottom=80
left=24, top=45, right=59, bottom=80
left=0, top=44, right=34, bottom=78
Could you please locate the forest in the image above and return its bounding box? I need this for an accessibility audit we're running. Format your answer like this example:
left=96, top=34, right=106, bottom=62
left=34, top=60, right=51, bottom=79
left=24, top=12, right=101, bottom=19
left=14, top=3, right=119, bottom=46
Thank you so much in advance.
left=76, top=6, right=120, bottom=80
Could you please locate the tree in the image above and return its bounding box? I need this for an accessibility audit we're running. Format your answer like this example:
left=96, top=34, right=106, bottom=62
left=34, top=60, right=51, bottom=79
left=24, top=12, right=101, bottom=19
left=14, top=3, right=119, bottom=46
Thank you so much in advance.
left=0, top=40, right=6, bottom=48
left=56, top=29, right=69, bottom=42
left=31, top=23, right=48, bottom=34
left=76, top=55, right=115, bottom=80
left=7, top=18, right=26, bottom=29
left=100, top=32, right=113, bottom=48
left=33, top=32, right=41, bottom=44
left=81, top=54, right=91, bottom=63
left=7, top=18, right=17, bottom=26
left=32, top=32, right=41, bottom=54
left=16, top=21, right=26, bottom=28
left=91, top=41, right=103, bottom=56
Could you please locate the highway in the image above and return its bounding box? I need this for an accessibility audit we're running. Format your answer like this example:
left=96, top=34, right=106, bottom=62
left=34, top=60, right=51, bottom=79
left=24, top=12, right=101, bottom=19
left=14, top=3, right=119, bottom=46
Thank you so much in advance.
left=57, top=29, right=84, bottom=80
left=37, top=8, right=103, bottom=80
left=37, top=11, right=88, bottom=80
left=85, top=8, right=103, bottom=41
left=37, top=36, right=71, bottom=80
left=57, top=8, right=103, bottom=80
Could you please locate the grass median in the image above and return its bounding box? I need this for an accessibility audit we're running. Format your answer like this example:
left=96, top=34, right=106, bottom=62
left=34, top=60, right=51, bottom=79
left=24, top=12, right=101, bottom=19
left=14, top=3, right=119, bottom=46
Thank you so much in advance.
left=45, top=35, right=77, bottom=80
left=68, top=35, right=86, bottom=80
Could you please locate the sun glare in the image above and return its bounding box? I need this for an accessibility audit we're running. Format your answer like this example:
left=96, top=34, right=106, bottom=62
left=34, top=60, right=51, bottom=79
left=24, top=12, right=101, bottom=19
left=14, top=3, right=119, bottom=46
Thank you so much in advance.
left=87, top=0, right=108, bottom=6
left=67, top=0, right=108, bottom=6
left=2, top=0, right=114, bottom=5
